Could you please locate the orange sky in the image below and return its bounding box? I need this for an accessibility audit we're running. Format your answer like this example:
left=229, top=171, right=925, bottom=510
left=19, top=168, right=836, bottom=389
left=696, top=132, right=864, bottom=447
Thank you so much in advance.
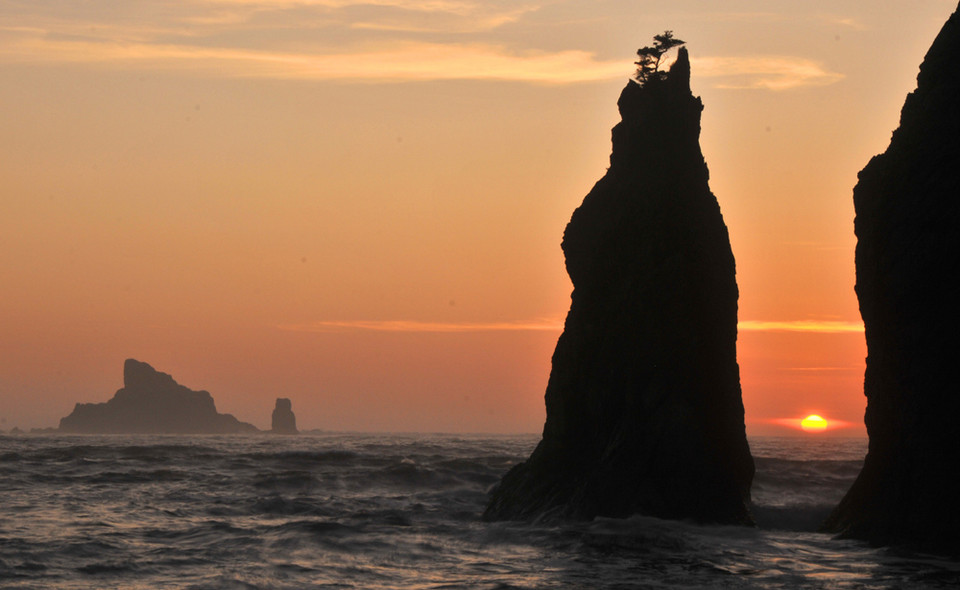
left=1, top=1, right=956, bottom=434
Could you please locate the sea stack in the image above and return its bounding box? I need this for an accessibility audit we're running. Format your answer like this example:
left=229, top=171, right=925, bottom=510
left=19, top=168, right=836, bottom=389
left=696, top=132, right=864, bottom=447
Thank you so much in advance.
left=823, top=5, right=960, bottom=553
left=271, top=398, right=298, bottom=434
left=58, top=359, right=258, bottom=434
left=484, top=47, right=753, bottom=524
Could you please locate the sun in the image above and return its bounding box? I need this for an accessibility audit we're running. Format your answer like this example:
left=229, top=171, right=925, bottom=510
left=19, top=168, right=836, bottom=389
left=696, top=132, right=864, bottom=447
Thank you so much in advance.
left=800, top=414, right=828, bottom=433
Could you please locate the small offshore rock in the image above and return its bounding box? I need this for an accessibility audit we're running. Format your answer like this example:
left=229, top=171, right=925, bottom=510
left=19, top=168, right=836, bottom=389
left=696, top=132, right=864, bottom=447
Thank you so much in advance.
left=271, top=398, right=298, bottom=434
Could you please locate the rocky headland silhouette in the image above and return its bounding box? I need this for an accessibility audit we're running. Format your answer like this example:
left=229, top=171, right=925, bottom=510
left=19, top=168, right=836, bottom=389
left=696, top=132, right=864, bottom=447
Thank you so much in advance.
left=58, top=359, right=258, bottom=434
left=823, top=3, right=960, bottom=554
left=271, top=398, right=298, bottom=434
left=484, top=45, right=754, bottom=524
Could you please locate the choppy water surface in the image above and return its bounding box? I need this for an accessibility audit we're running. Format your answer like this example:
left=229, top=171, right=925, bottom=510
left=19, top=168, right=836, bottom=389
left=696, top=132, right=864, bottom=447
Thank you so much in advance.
left=1, top=433, right=958, bottom=589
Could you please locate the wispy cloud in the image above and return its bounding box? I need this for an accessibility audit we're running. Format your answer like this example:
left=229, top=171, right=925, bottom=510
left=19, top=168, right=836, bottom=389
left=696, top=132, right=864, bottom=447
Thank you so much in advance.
left=281, top=318, right=865, bottom=334
left=349, top=6, right=534, bottom=34
left=0, top=30, right=846, bottom=89
left=0, top=34, right=628, bottom=83
left=203, top=0, right=492, bottom=9
left=693, top=56, right=844, bottom=90
left=1, top=2, right=845, bottom=89
left=3, top=0, right=538, bottom=34
left=779, top=366, right=861, bottom=372
left=738, top=320, right=864, bottom=333
left=198, top=0, right=539, bottom=32
left=688, top=12, right=785, bottom=23
left=817, top=14, right=868, bottom=30
left=690, top=10, right=866, bottom=32
left=279, top=319, right=565, bottom=333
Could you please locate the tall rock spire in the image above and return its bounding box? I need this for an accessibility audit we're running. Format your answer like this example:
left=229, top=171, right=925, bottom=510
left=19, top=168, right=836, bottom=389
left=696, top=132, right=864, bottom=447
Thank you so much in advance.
left=484, top=47, right=754, bottom=524
left=823, top=4, right=960, bottom=553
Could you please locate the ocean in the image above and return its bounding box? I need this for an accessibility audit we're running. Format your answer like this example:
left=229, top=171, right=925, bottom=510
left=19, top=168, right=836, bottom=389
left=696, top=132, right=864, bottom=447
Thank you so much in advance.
left=1, top=433, right=958, bottom=589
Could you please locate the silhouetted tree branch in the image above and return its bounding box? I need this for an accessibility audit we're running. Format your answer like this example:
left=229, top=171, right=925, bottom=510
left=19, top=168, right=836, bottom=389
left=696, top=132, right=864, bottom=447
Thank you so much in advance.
left=635, top=30, right=685, bottom=84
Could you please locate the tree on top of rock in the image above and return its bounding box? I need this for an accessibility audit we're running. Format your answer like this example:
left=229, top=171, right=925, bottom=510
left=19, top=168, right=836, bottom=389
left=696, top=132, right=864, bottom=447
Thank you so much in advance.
left=635, top=31, right=685, bottom=84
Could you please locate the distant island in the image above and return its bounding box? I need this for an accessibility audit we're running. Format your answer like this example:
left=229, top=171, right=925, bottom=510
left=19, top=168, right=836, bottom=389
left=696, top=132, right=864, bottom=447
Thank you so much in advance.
left=58, top=359, right=258, bottom=434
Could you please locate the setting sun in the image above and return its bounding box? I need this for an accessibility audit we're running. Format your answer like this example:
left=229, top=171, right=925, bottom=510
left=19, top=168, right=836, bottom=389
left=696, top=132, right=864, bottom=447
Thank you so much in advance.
left=801, top=414, right=828, bottom=433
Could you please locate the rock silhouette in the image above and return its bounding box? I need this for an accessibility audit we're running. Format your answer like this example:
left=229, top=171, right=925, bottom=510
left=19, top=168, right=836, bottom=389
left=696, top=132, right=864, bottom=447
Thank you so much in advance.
left=822, top=4, right=960, bottom=553
left=58, top=359, right=258, bottom=434
left=271, top=398, right=298, bottom=434
left=484, top=48, right=754, bottom=524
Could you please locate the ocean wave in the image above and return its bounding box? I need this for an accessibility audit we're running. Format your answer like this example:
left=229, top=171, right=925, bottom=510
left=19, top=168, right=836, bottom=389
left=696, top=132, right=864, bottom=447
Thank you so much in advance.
left=750, top=503, right=836, bottom=532
left=88, top=468, right=190, bottom=484
left=251, top=495, right=332, bottom=517
left=252, top=470, right=321, bottom=491
left=751, top=455, right=861, bottom=516
left=4, top=434, right=958, bottom=590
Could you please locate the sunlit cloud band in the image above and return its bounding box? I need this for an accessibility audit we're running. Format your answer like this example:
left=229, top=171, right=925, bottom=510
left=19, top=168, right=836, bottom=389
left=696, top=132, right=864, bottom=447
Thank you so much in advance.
left=738, top=320, right=864, bottom=333
left=281, top=318, right=863, bottom=334
left=1, top=29, right=842, bottom=88
left=0, top=36, right=630, bottom=83
left=279, top=319, right=565, bottom=333
left=766, top=417, right=856, bottom=430
left=692, top=56, right=845, bottom=90
left=779, top=366, right=862, bottom=372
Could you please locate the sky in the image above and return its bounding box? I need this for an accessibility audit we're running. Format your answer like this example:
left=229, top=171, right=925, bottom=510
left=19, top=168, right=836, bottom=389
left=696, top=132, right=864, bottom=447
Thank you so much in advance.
left=1, top=0, right=956, bottom=435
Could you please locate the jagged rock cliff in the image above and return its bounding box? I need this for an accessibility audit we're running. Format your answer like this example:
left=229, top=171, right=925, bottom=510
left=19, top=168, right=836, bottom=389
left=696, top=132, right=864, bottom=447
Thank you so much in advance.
left=822, top=5, right=960, bottom=553
left=484, top=48, right=754, bottom=524
left=59, top=359, right=258, bottom=434
left=271, top=398, right=298, bottom=434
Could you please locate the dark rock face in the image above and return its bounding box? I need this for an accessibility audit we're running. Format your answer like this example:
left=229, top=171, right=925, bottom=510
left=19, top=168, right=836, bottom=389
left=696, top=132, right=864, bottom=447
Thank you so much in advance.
left=822, top=5, right=960, bottom=553
left=58, top=359, right=258, bottom=434
left=484, top=49, right=754, bottom=524
left=271, top=398, right=298, bottom=434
